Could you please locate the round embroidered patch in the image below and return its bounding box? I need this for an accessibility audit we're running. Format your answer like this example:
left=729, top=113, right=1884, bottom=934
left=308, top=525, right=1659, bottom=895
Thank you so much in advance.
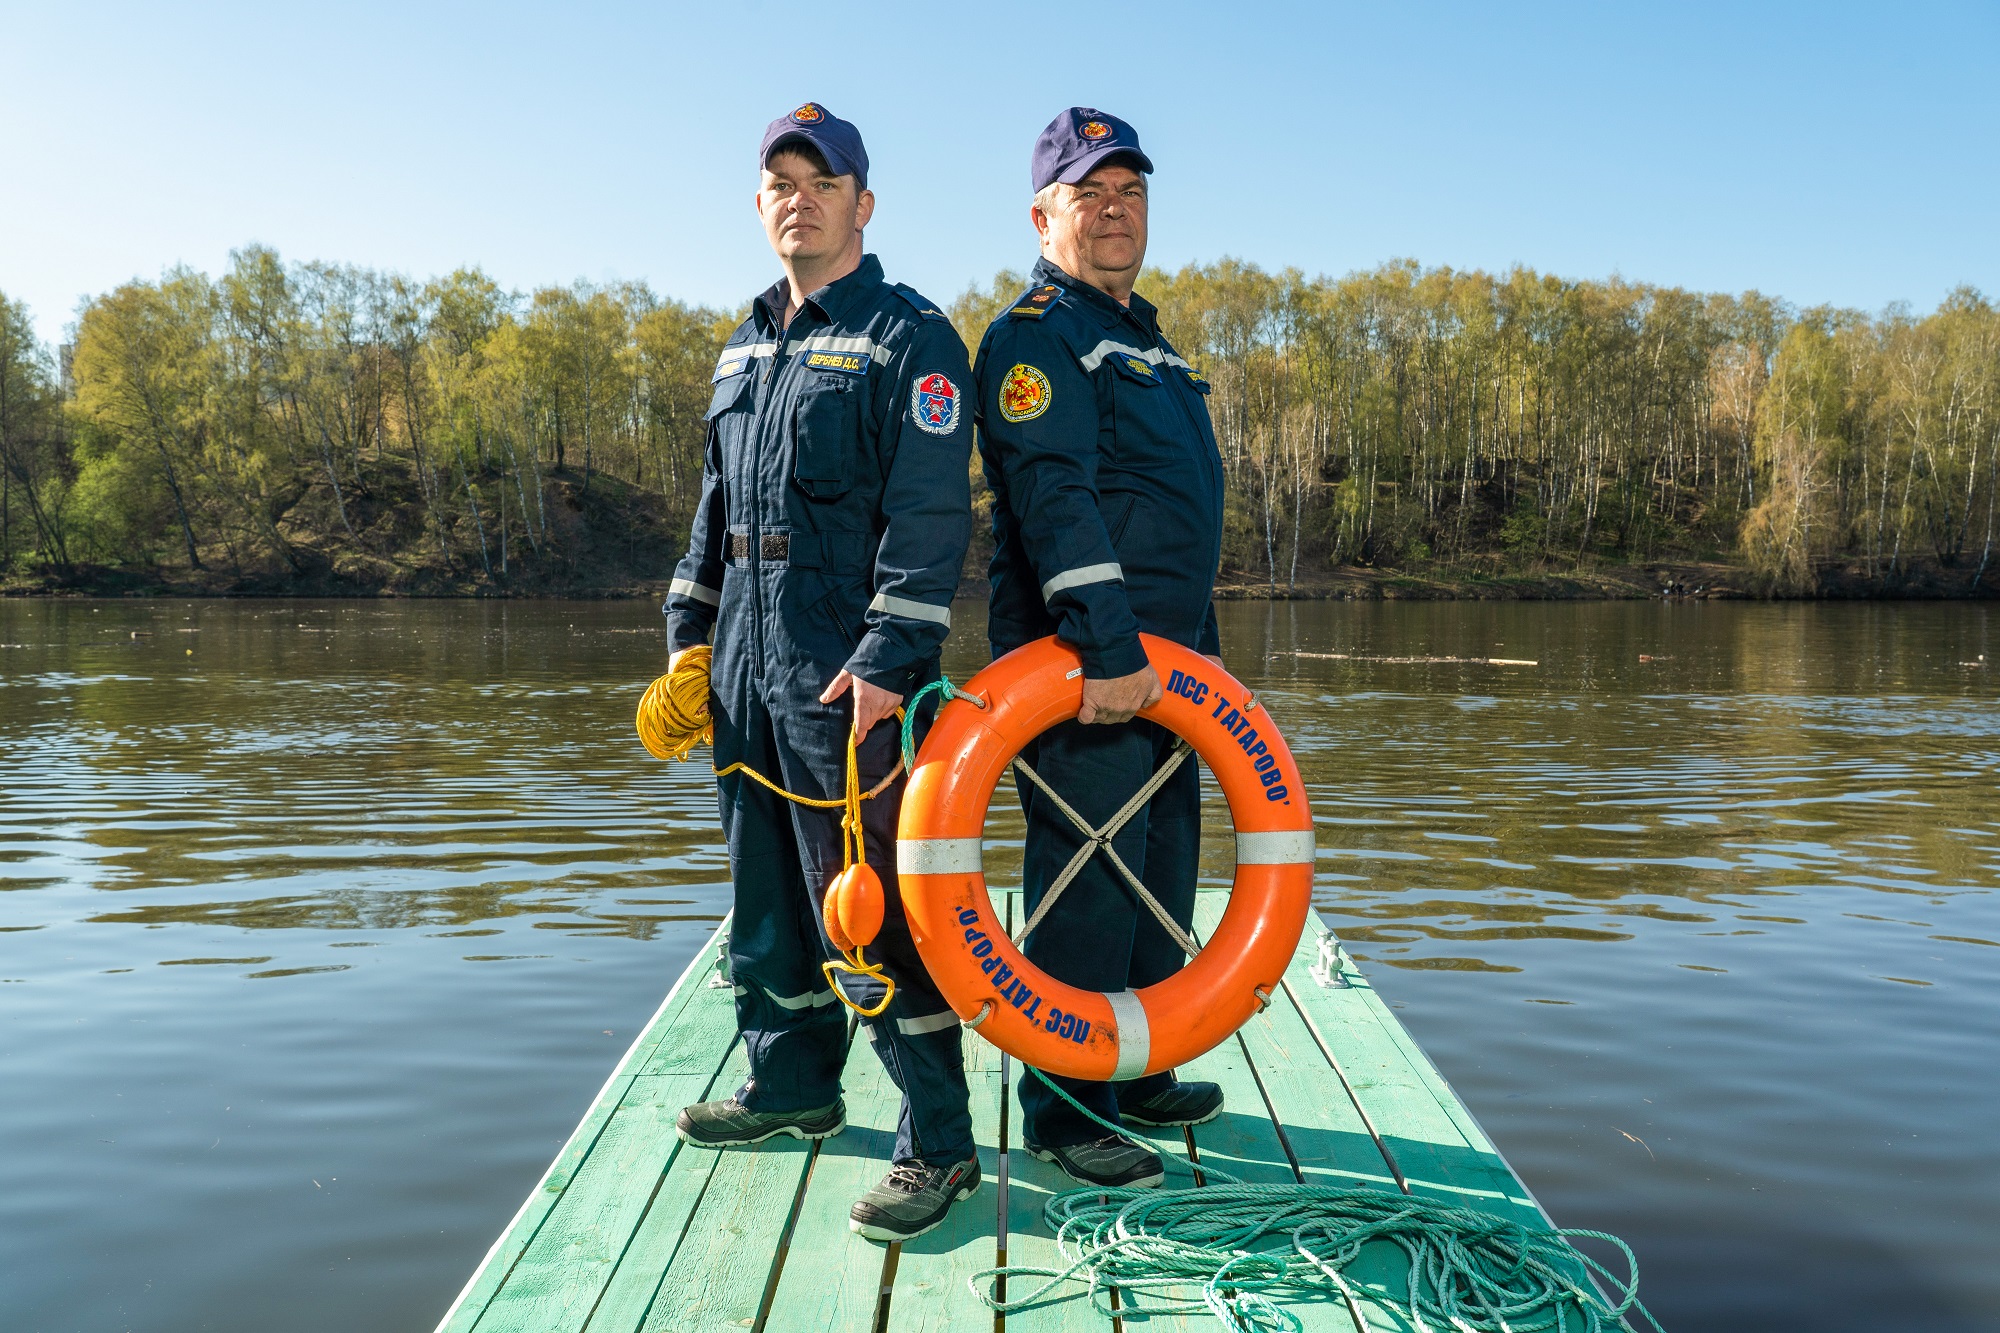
left=998, top=364, right=1052, bottom=423
left=791, top=102, right=825, bottom=125
left=1080, top=120, right=1112, bottom=140
left=910, top=372, right=961, bottom=436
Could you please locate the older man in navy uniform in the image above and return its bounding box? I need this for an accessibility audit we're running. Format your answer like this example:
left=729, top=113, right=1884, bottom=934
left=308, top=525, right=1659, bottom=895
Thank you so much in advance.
left=972, top=108, right=1227, bottom=1189
left=666, top=103, right=978, bottom=1241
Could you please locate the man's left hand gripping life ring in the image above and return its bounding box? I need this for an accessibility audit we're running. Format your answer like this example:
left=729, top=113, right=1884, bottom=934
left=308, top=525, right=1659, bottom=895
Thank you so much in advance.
left=896, top=634, right=1315, bottom=1081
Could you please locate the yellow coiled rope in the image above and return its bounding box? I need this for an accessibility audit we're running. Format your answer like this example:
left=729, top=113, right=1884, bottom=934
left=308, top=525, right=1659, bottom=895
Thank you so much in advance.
left=635, top=644, right=897, bottom=1017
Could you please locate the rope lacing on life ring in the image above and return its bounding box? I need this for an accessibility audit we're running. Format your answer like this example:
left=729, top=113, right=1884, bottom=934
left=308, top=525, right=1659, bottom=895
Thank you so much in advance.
left=1010, top=739, right=1202, bottom=959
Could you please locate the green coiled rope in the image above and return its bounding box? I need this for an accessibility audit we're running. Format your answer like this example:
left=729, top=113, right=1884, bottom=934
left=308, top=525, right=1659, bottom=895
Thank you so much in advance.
left=971, top=1071, right=1659, bottom=1333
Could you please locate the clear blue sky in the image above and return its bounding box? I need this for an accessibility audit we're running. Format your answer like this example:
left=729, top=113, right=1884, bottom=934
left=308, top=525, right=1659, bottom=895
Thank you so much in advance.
left=4, top=1, right=1995, bottom=346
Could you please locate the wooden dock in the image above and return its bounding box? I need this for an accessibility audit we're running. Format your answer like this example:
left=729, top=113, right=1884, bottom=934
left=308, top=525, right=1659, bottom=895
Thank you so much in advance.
left=434, top=895, right=1567, bottom=1332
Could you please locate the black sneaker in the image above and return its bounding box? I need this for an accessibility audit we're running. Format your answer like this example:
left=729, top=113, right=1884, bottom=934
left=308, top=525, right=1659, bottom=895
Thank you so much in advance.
left=1022, top=1134, right=1165, bottom=1189
left=1119, top=1080, right=1224, bottom=1128
left=848, top=1157, right=981, bottom=1241
left=676, top=1096, right=845, bottom=1147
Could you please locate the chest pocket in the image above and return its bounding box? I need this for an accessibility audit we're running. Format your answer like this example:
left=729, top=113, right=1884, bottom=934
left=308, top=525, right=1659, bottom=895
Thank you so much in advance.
left=792, top=376, right=858, bottom=500
left=1108, top=353, right=1165, bottom=389
left=1177, top=365, right=1213, bottom=396
left=706, top=371, right=752, bottom=421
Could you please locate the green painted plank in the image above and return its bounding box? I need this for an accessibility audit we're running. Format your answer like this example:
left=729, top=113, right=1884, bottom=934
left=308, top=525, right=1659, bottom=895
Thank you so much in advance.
left=1278, top=919, right=1542, bottom=1223
left=466, top=981, right=742, bottom=1332
left=883, top=1052, right=1002, bottom=1331
left=634, top=1084, right=820, bottom=1333
left=995, top=1056, right=1116, bottom=1333
left=434, top=918, right=734, bottom=1333
left=577, top=1046, right=756, bottom=1333
left=1101, top=901, right=1403, bottom=1333
left=760, top=1027, right=900, bottom=1333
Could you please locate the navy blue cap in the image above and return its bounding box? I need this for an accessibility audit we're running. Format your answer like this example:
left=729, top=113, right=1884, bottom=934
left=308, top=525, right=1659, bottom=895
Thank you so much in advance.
left=760, top=102, right=869, bottom=190
left=1031, top=107, right=1154, bottom=194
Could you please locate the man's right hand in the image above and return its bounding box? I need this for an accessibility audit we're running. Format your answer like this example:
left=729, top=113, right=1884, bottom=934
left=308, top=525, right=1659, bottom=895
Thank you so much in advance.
left=1078, top=665, right=1163, bottom=726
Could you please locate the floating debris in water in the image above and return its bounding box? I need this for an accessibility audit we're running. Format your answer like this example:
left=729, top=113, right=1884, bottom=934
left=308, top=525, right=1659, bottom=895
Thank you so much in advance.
left=1292, top=651, right=1538, bottom=666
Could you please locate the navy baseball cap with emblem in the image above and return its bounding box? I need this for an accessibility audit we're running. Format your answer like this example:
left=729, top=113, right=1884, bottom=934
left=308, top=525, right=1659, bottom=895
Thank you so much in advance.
left=761, top=102, right=869, bottom=189
left=1031, top=107, right=1154, bottom=193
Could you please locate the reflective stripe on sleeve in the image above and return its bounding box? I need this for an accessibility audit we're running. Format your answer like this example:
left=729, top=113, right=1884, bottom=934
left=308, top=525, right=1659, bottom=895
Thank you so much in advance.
left=868, top=592, right=951, bottom=627
left=895, top=1009, right=961, bottom=1037
left=668, top=577, right=722, bottom=607
left=1041, top=562, right=1124, bottom=599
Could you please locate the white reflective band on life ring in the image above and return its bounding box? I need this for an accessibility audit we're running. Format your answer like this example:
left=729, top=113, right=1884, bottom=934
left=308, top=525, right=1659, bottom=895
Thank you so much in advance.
left=896, top=837, right=984, bottom=875
left=1106, top=990, right=1151, bottom=1081
left=1235, top=830, right=1317, bottom=865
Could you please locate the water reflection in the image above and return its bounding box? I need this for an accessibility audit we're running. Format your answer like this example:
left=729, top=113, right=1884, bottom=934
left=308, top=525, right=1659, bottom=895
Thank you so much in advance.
left=3, top=598, right=1998, bottom=1331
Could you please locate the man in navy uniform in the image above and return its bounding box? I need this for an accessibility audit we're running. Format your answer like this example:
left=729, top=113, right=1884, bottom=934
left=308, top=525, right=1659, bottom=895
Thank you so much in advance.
left=666, top=103, right=978, bottom=1241
left=972, top=108, right=1227, bottom=1189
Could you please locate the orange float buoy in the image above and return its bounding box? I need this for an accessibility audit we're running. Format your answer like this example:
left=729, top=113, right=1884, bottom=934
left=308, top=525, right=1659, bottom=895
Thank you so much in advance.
left=828, top=861, right=885, bottom=949
left=896, top=634, right=1315, bottom=1081
left=822, top=876, right=856, bottom=954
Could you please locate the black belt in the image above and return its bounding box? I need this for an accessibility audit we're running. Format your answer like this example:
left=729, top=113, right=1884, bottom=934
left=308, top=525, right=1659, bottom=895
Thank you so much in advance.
left=728, top=533, right=790, bottom=561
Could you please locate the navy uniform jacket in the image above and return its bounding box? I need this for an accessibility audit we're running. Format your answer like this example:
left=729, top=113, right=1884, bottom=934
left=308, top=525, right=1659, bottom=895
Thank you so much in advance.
left=973, top=257, right=1223, bottom=679
left=665, top=255, right=972, bottom=695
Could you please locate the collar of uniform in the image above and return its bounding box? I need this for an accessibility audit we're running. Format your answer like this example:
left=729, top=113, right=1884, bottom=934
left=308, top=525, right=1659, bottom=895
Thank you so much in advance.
left=1030, top=257, right=1159, bottom=336
left=755, top=253, right=885, bottom=333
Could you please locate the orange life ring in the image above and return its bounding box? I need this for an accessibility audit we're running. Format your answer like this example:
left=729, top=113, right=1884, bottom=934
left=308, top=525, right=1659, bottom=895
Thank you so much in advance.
left=897, top=634, right=1315, bottom=1080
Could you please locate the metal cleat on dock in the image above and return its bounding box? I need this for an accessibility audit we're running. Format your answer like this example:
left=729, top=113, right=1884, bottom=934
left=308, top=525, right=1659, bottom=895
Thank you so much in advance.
left=1310, top=932, right=1352, bottom=988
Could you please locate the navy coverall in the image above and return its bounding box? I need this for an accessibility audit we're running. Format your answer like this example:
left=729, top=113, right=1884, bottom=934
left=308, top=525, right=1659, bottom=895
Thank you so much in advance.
left=973, top=257, right=1225, bottom=1148
left=665, top=255, right=975, bottom=1166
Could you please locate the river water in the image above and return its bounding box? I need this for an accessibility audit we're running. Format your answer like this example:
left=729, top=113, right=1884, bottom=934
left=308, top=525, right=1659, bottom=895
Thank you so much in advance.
left=2, top=598, right=1996, bottom=1332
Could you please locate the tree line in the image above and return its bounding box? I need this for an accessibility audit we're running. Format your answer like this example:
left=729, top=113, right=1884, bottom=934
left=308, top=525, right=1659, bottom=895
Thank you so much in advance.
left=3, top=248, right=1996, bottom=596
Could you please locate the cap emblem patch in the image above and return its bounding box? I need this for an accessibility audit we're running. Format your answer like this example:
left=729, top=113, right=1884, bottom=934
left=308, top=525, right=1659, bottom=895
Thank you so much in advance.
left=911, top=372, right=961, bottom=436
left=790, top=102, right=825, bottom=125
left=1080, top=120, right=1112, bottom=140
left=998, top=364, right=1052, bottom=423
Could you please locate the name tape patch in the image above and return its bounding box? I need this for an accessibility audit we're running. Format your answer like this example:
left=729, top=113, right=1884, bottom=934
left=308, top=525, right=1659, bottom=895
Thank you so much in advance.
left=801, top=349, right=870, bottom=376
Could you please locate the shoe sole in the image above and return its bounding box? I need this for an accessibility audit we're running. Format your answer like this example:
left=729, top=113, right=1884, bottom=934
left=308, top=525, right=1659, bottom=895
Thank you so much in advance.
left=677, top=1113, right=846, bottom=1148
left=1119, top=1102, right=1224, bottom=1129
left=1024, top=1145, right=1165, bottom=1190
left=847, top=1179, right=982, bottom=1242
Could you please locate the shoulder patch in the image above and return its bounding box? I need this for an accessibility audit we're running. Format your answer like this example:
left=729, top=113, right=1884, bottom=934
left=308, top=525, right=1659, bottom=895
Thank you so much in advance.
left=997, top=364, right=1052, bottom=423
left=910, top=372, right=962, bottom=435
left=890, top=283, right=950, bottom=322
left=1007, top=284, right=1064, bottom=320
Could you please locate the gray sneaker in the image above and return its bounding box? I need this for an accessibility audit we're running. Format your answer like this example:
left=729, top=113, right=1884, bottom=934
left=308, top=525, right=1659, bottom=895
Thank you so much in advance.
left=676, top=1096, right=845, bottom=1147
left=848, top=1156, right=981, bottom=1241
left=1023, top=1134, right=1165, bottom=1189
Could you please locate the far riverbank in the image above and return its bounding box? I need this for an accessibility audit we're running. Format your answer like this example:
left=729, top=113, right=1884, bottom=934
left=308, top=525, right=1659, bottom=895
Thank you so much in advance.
left=6, top=555, right=1996, bottom=602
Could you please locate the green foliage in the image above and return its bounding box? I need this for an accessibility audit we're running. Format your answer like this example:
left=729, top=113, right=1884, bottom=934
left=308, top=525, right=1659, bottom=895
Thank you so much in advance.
left=12, top=251, right=733, bottom=588
left=0, top=291, right=73, bottom=569
left=1112, top=259, right=2000, bottom=591
left=6, top=252, right=1998, bottom=597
